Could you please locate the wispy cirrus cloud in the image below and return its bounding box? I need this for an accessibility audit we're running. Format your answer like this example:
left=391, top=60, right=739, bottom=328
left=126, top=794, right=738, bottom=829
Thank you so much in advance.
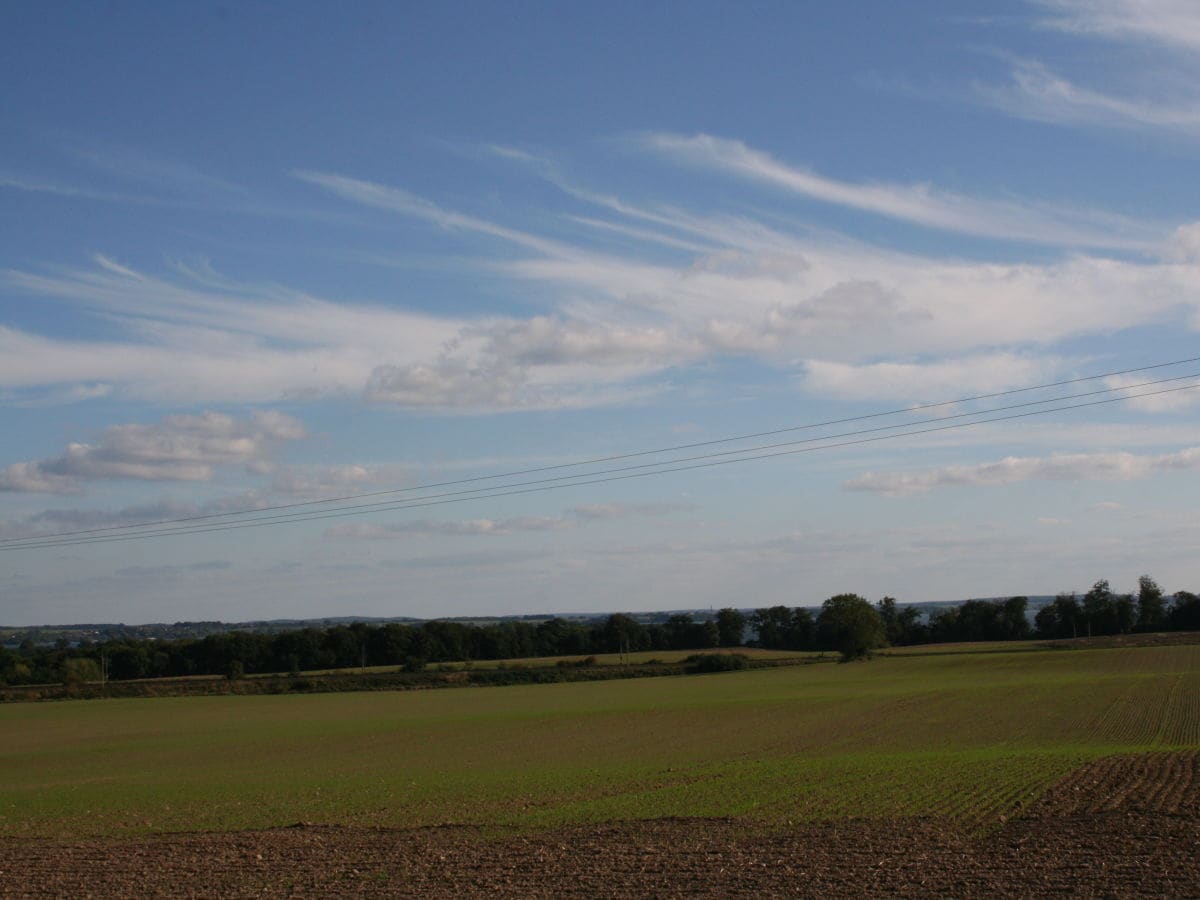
left=844, top=445, right=1200, bottom=496
left=0, top=172, right=153, bottom=204
left=1034, top=0, right=1200, bottom=53
left=972, top=2, right=1200, bottom=138
left=69, top=142, right=248, bottom=198
left=292, top=169, right=570, bottom=256
left=638, top=132, right=1162, bottom=250
left=7, top=143, right=1200, bottom=417
left=976, top=58, right=1200, bottom=136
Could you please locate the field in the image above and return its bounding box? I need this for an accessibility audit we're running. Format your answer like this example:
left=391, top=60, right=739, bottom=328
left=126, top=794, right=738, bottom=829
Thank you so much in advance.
left=296, top=645, right=804, bottom=676
left=3, top=640, right=1199, bottom=894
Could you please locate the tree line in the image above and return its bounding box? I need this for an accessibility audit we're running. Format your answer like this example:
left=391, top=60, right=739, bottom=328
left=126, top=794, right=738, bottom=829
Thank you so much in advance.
left=747, top=576, right=1199, bottom=651
left=2, top=575, right=1197, bottom=685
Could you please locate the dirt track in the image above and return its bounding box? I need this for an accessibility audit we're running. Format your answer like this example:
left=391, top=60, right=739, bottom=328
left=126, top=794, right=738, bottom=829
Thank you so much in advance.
left=3, top=752, right=1199, bottom=897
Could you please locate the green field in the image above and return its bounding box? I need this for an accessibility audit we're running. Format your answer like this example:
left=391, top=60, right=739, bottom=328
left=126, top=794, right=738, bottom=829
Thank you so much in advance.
left=3, top=642, right=1198, bottom=839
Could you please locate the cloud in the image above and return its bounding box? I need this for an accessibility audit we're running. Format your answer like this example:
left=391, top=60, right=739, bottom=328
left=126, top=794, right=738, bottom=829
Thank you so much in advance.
left=495, top=223, right=1200, bottom=365
left=115, top=561, right=232, bottom=578
left=970, top=4, right=1200, bottom=138
left=2, top=255, right=676, bottom=411
left=0, top=462, right=79, bottom=495
left=0, top=410, right=305, bottom=493
left=569, top=501, right=694, bottom=520
left=0, top=173, right=151, bottom=204
left=0, top=495, right=263, bottom=541
left=640, top=132, right=1162, bottom=249
left=0, top=467, right=419, bottom=541
left=364, top=359, right=530, bottom=409
left=483, top=315, right=698, bottom=366
left=799, top=353, right=1071, bottom=403
left=268, top=464, right=402, bottom=496
left=1167, top=223, right=1200, bottom=262
left=8, top=148, right=1200, bottom=417
left=71, top=143, right=247, bottom=198
left=0, top=257, right=464, bottom=404
left=1102, top=373, right=1200, bottom=411
left=1035, top=0, right=1200, bottom=53
left=4, top=144, right=336, bottom=220
left=0, top=383, right=114, bottom=408
left=325, top=516, right=571, bottom=540
left=977, top=59, right=1200, bottom=136
left=293, top=169, right=568, bottom=256
left=844, top=445, right=1200, bottom=496
left=325, top=501, right=690, bottom=540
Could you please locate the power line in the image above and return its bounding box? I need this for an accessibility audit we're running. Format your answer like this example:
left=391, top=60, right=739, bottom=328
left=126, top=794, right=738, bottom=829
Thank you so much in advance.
left=7, top=368, right=1195, bottom=546
left=4, top=354, right=1200, bottom=546
left=6, top=378, right=1199, bottom=552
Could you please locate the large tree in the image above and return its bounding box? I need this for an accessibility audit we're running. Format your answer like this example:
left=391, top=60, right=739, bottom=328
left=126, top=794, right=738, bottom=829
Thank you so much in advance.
left=816, top=594, right=885, bottom=661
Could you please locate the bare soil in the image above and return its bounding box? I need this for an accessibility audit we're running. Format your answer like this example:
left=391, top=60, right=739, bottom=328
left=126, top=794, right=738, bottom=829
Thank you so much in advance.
left=3, top=752, right=1199, bottom=898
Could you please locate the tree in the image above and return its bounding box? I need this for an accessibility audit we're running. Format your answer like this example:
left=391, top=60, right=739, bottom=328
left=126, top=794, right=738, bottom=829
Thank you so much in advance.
left=1168, top=591, right=1200, bottom=631
left=663, top=614, right=698, bottom=650
left=1137, top=575, right=1166, bottom=632
left=750, top=606, right=793, bottom=649
left=751, top=606, right=815, bottom=650
left=715, top=608, right=746, bottom=647
left=876, top=597, right=901, bottom=644
left=1036, top=593, right=1081, bottom=639
left=1000, top=597, right=1031, bottom=640
left=816, top=594, right=885, bottom=661
left=787, top=608, right=815, bottom=651
left=1113, top=594, right=1136, bottom=634
left=601, top=614, right=645, bottom=656
left=61, top=657, right=101, bottom=685
left=1082, top=580, right=1117, bottom=636
left=875, top=598, right=926, bottom=646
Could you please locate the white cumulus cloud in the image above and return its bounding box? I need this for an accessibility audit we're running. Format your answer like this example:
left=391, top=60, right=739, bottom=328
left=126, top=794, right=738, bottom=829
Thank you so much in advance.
left=0, top=410, right=305, bottom=493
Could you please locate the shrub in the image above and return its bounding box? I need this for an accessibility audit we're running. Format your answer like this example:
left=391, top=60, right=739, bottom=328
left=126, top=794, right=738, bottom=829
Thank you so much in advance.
left=686, top=653, right=751, bottom=673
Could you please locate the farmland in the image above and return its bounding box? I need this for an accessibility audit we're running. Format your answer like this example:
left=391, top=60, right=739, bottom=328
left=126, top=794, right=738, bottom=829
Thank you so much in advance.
left=4, top=641, right=1199, bottom=835
left=2, top=640, right=1199, bottom=894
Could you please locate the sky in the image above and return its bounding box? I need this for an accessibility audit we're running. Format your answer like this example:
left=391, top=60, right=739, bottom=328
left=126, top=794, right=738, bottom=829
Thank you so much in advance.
left=3, top=0, right=1200, bottom=626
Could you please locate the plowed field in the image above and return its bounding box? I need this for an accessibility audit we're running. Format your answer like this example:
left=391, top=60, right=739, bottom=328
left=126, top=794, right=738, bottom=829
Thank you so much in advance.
left=3, top=751, right=1198, bottom=897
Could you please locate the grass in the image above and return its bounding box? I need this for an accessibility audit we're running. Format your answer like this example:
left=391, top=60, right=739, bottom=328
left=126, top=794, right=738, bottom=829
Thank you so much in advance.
left=2, top=642, right=1197, bottom=839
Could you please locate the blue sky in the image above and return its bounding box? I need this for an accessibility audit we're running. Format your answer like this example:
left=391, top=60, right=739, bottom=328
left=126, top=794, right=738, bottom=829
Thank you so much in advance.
left=3, top=0, right=1200, bottom=625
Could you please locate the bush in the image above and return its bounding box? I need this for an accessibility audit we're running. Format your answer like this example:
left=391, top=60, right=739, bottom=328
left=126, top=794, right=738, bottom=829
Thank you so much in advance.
left=686, top=653, right=751, bottom=673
